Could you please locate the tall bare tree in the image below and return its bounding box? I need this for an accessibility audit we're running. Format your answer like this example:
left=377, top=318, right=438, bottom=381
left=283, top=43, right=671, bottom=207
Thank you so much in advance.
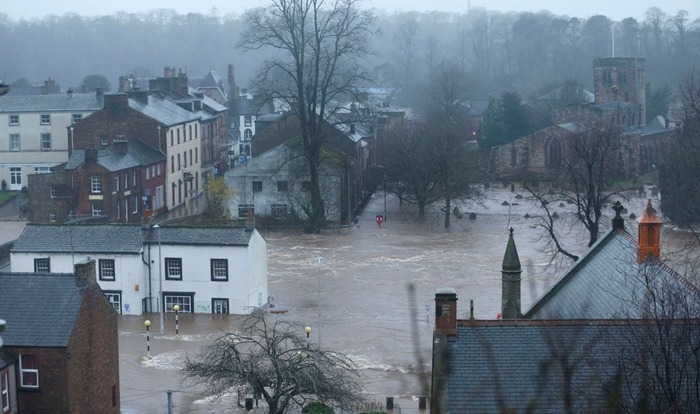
left=239, top=0, right=376, bottom=233
left=181, top=311, right=363, bottom=414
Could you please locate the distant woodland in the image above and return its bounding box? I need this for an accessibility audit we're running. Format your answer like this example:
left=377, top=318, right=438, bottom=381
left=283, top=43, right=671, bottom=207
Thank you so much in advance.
left=0, top=6, right=697, bottom=103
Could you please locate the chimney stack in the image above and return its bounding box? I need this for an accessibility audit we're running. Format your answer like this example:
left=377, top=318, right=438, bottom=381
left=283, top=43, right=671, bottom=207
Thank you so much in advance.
left=638, top=199, right=662, bottom=263
left=501, top=228, right=522, bottom=319
left=74, top=259, right=97, bottom=288
left=434, top=288, right=457, bottom=336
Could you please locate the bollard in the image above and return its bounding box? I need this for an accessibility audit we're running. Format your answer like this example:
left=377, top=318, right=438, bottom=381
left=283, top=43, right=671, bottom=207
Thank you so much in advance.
left=245, top=398, right=254, bottom=411
left=419, top=396, right=427, bottom=410
left=144, top=320, right=152, bottom=359
left=173, top=304, right=180, bottom=335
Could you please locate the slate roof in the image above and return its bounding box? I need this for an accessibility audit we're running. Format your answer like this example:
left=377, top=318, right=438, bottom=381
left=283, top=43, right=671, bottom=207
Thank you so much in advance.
left=0, top=93, right=103, bottom=112
left=144, top=227, right=253, bottom=246
left=65, top=139, right=164, bottom=172
left=442, top=320, right=629, bottom=413
left=12, top=224, right=145, bottom=254
left=523, top=228, right=693, bottom=319
left=129, top=94, right=200, bottom=126
left=0, top=273, right=84, bottom=347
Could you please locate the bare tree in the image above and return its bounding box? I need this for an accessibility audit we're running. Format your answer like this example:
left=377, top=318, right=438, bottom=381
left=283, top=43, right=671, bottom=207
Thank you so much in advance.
left=181, top=311, right=363, bottom=414
left=239, top=0, right=376, bottom=233
left=522, top=117, right=628, bottom=262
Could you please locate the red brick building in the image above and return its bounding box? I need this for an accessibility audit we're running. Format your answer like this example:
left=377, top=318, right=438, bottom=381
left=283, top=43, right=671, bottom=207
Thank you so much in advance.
left=27, top=139, right=166, bottom=223
left=0, top=260, right=119, bottom=413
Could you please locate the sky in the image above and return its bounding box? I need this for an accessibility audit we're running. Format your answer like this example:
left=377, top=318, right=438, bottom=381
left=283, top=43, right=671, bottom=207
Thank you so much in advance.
left=2, top=0, right=698, bottom=22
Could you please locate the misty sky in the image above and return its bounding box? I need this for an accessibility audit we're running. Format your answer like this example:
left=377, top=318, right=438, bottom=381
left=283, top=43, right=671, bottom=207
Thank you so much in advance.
left=3, top=0, right=698, bottom=21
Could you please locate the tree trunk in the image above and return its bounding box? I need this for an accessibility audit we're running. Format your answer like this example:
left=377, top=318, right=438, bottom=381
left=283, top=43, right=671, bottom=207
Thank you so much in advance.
left=444, top=195, right=451, bottom=229
left=306, top=147, right=325, bottom=234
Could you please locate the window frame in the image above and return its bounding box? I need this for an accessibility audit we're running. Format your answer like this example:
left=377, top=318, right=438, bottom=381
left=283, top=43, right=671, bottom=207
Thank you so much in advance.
left=164, top=292, right=193, bottom=313
left=252, top=181, right=263, bottom=193
left=50, top=186, right=57, bottom=198
left=49, top=211, right=57, bottom=222
left=99, top=259, right=116, bottom=281
left=238, top=204, right=254, bottom=218
left=19, top=354, right=39, bottom=389
left=277, top=181, right=288, bottom=192
left=212, top=298, right=229, bottom=314
left=91, top=176, right=102, bottom=193
left=165, top=258, right=183, bottom=281
left=40, top=133, right=51, bottom=151
left=72, top=113, right=82, bottom=124
left=34, top=258, right=50, bottom=273
left=9, top=134, right=20, bottom=151
left=103, top=291, right=122, bottom=314
left=9, top=115, right=19, bottom=126
left=244, top=115, right=252, bottom=127
left=40, top=114, right=51, bottom=125
left=1, top=369, right=9, bottom=412
left=210, top=259, right=229, bottom=281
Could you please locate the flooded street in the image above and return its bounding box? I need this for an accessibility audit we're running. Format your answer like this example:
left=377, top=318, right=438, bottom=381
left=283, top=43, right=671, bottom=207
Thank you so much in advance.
left=118, top=185, right=660, bottom=413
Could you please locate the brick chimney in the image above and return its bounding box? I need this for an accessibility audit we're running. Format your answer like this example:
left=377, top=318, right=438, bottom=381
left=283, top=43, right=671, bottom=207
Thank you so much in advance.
left=638, top=199, right=662, bottom=263
left=104, top=94, right=129, bottom=115
left=501, top=228, right=522, bottom=319
left=434, top=288, right=457, bottom=336
left=74, top=259, right=97, bottom=288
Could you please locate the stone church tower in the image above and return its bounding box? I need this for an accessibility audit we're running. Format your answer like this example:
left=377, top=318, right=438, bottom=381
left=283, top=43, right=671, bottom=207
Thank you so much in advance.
left=593, top=57, right=646, bottom=126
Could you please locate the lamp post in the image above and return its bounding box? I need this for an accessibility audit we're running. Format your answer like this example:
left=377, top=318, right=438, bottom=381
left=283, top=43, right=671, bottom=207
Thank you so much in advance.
left=316, top=256, right=322, bottom=348
left=153, top=224, right=164, bottom=335
left=144, top=320, right=152, bottom=359
left=305, top=326, right=311, bottom=349
left=173, top=305, right=180, bottom=336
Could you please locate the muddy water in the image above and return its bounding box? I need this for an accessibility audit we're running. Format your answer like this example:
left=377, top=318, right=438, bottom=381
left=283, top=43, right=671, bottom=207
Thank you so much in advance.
left=119, top=186, right=651, bottom=413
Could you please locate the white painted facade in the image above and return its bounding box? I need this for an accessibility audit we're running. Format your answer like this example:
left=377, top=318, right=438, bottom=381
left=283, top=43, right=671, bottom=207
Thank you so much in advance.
left=163, top=120, right=203, bottom=210
left=10, top=228, right=267, bottom=315
left=0, top=94, right=101, bottom=190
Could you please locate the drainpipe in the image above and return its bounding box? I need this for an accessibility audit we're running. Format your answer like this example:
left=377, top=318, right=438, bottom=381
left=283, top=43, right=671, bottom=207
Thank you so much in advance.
left=142, top=243, right=153, bottom=313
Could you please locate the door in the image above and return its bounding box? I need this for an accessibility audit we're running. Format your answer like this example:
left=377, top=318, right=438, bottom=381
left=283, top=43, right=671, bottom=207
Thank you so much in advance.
left=9, top=167, right=21, bottom=190
left=212, top=298, right=229, bottom=314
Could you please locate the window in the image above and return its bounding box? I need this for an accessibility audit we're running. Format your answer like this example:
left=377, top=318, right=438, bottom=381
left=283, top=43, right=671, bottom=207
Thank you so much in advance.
left=155, top=186, right=164, bottom=209
left=164, top=293, right=193, bottom=313
left=34, top=167, right=50, bottom=174
left=277, top=181, right=288, bottom=192
left=195, top=148, right=198, bottom=163
left=189, top=149, right=192, bottom=166
left=244, top=129, right=252, bottom=140
left=9, top=115, right=19, bottom=126
left=2, top=370, right=9, bottom=412
left=116, top=202, right=121, bottom=219
left=177, top=154, right=181, bottom=171
left=40, top=114, right=51, bottom=125
left=133, top=171, right=137, bottom=187
left=91, top=176, right=102, bottom=193
left=132, top=194, right=139, bottom=213
left=183, top=152, right=187, bottom=168
left=9, top=134, right=19, bottom=151
left=244, top=115, right=252, bottom=127
left=101, top=135, right=108, bottom=146
left=165, top=258, right=182, bottom=280
left=50, top=186, right=57, bottom=198
left=114, top=175, right=120, bottom=191
left=157, top=164, right=161, bottom=176
left=91, top=202, right=103, bottom=216
left=271, top=204, right=288, bottom=218
left=210, top=259, right=229, bottom=281
left=177, top=129, right=180, bottom=144
left=99, top=259, right=115, bottom=281
left=146, top=167, right=150, bottom=180
left=171, top=156, right=175, bottom=173
left=104, top=291, right=121, bottom=314
left=19, top=354, right=39, bottom=389
left=301, top=181, right=312, bottom=191
left=123, top=172, right=128, bottom=189
left=40, top=133, right=51, bottom=151
left=188, top=125, right=192, bottom=139
left=34, top=258, right=50, bottom=273
left=49, top=211, right=56, bottom=222
left=72, top=114, right=82, bottom=123
left=252, top=181, right=262, bottom=193
left=212, top=298, right=229, bottom=314
left=238, top=204, right=254, bottom=218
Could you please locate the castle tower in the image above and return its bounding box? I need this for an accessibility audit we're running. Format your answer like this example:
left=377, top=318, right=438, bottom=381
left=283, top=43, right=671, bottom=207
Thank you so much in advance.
left=593, top=57, right=646, bottom=126
left=501, top=228, right=522, bottom=319
left=638, top=199, right=662, bottom=263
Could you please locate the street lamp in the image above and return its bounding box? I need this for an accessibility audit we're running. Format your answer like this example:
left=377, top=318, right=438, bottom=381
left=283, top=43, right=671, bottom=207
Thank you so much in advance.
left=305, top=326, right=311, bottom=349
left=144, top=320, right=152, bottom=359
left=153, top=224, right=164, bottom=335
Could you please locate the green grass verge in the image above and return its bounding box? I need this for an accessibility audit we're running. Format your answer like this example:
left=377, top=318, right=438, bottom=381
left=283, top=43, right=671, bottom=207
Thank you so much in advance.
left=0, top=191, right=16, bottom=206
